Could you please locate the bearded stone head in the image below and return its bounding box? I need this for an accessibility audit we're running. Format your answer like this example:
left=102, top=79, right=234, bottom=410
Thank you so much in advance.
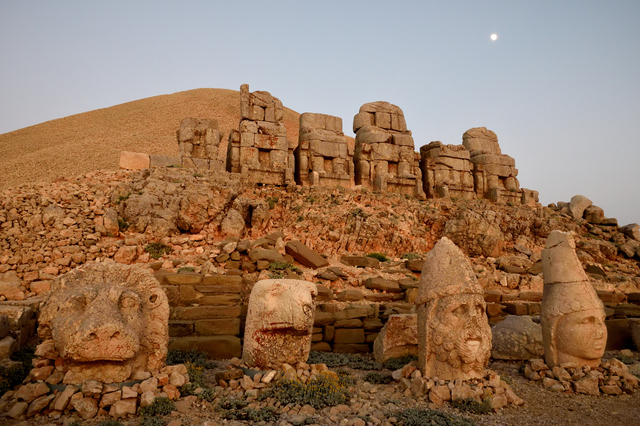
left=242, top=279, right=317, bottom=370
left=38, top=262, right=169, bottom=384
left=416, top=237, right=492, bottom=380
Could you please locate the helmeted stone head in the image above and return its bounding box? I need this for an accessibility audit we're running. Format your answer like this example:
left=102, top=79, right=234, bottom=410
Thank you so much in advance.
left=242, top=279, right=317, bottom=370
left=38, top=262, right=169, bottom=383
left=416, top=237, right=491, bottom=380
left=541, top=231, right=607, bottom=368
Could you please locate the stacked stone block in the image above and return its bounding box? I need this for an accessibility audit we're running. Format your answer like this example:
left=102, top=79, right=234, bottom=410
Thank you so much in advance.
left=226, top=84, right=293, bottom=185
left=176, top=118, right=224, bottom=170
left=420, top=141, right=475, bottom=199
left=295, top=113, right=353, bottom=188
left=462, top=127, right=522, bottom=203
left=353, top=102, right=425, bottom=199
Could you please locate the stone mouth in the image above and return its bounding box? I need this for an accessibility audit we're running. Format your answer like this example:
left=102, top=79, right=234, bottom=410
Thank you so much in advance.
left=465, top=339, right=481, bottom=349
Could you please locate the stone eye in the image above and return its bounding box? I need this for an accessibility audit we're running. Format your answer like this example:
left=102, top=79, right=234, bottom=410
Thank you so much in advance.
left=582, top=317, right=595, bottom=325
left=302, top=304, right=312, bottom=316
left=453, top=305, right=468, bottom=317
left=119, top=292, right=140, bottom=310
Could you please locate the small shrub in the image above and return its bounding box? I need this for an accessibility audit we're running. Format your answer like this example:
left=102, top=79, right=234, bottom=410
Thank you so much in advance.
left=138, top=397, right=175, bottom=417
left=269, top=261, right=300, bottom=273
left=291, top=418, right=316, bottom=426
left=384, top=355, right=418, bottom=371
left=117, top=217, right=129, bottom=232
left=452, top=398, right=492, bottom=415
left=177, top=266, right=195, bottom=273
left=367, top=252, right=389, bottom=262
left=266, top=196, right=279, bottom=209
left=217, top=398, right=248, bottom=411
left=267, top=372, right=350, bottom=409
left=307, top=351, right=351, bottom=368
left=269, top=272, right=284, bottom=279
left=193, top=172, right=203, bottom=178
left=335, top=369, right=356, bottom=386
left=115, top=193, right=130, bottom=205
left=166, top=348, right=216, bottom=369
left=364, top=372, right=393, bottom=384
left=198, top=387, right=217, bottom=402
left=347, top=355, right=382, bottom=370
left=401, top=252, right=422, bottom=260
left=615, top=355, right=635, bottom=365
left=140, top=417, right=167, bottom=426
left=221, top=406, right=277, bottom=422
left=398, top=408, right=476, bottom=426
left=145, top=242, right=172, bottom=259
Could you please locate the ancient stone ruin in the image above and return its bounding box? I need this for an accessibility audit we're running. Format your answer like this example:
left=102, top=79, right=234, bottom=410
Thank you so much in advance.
left=37, top=262, right=169, bottom=383
left=295, top=112, right=353, bottom=187
left=176, top=118, right=225, bottom=170
left=420, top=141, right=475, bottom=199
left=353, top=102, right=425, bottom=199
left=416, top=237, right=492, bottom=380
left=541, top=230, right=607, bottom=368
left=227, top=84, right=294, bottom=185
left=242, top=279, right=317, bottom=370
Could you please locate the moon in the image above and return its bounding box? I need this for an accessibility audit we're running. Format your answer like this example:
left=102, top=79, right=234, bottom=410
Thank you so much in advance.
left=490, top=33, right=498, bottom=41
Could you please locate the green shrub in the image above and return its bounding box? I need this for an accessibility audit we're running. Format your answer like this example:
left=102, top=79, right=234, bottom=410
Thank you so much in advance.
left=118, top=217, right=129, bottom=232
left=144, top=242, right=172, bottom=259
left=307, top=351, right=352, bottom=368
left=347, top=355, right=382, bottom=370
left=269, top=261, right=300, bottom=273
left=115, top=193, right=130, bottom=205
left=291, top=418, right=316, bottom=426
left=166, top=348, right=216, bottom=369
left=615, top=355, right=635, bottom=365
left=451, top=398, right=492, bottom=415
left=138, top=397, right=175, bottom=417
left=364, top=372, right=393, bottom=384
left=398, top=408, right=476, bottom=426
left=367, top=252, right=389, bottom=262
left=383, top=355, right=418, bottom=371
left=267, top=372, right=350, bottom=409
left=177, top=266, right=195, bottom=273
left=140, top=417, right=167, bottom=426
left=266, top=196, right=279, bottom=209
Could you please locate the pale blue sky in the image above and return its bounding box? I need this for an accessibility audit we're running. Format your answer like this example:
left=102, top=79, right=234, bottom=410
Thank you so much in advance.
left=1, top=1, right=639, bottom=226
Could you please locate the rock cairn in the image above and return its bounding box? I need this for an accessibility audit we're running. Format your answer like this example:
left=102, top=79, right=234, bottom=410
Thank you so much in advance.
left=523, top=357, right=639, bottom=395
left=0, top=363, right=190, bottom=420
left=227, top=84, right=293, bottom=185
left=176, top=118, right=225, bottom=171
left=295, top=112, right=353, bottom=188
left=353, top=102, right=425, bottom=199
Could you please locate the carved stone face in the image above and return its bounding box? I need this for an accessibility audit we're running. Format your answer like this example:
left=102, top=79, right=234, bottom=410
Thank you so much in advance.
left=555, top=309, right=607, bottom=364
left=243, top=279, right=317, bottom=370
left=425, top=293, right=491, bottom=379
left=38, top=263, right=169, bottom=383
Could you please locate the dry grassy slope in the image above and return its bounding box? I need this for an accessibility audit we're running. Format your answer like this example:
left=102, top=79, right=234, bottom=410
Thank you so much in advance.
left=0, top=88, right=301, bottom=189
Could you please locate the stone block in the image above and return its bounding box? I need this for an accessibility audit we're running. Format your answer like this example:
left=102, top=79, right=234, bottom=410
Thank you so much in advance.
left=405, top=259, right=424, bottom=272
left=168, top=322, right=194, bottom=337
left=364, top=277, right=403, bottom=293
left=164, top=273, right=202, bottom=286
left=333, top=343, right=370, bottom=353
left=194, top=318, right=241, bottom=336
left=333, top=306, right=374, bottom=321
left=504, top=303, right=528, bottom=316
left=311, top=342, right=332, bottom=352
left=0, top=306, right=33, bottom=329
left=314, top=311, right=335, bottom=326
left=374, top=112, right=391, bottom=129
left=118, top=151, right=150, bottom=170
left=173, top=306, right=242, bottom=320
left=340, top=256, right=380, bottom=268
left=197, top=294, right=242, bottom=306
left=285, top=240, right=329, bottom=269
left=353, top=112, right=374, bottom=132
left=201, top=275, right=243, bottom=286
left=169, top=336, right=242, bottom=359
left=356, top=126, right=390, bottom=144
left=392, top=133, right=414, bottom=147
left=334, top=328, right=365, bottom=344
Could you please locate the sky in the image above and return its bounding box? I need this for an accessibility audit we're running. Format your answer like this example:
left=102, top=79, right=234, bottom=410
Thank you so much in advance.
left=1, top=1, right=639, bottom=226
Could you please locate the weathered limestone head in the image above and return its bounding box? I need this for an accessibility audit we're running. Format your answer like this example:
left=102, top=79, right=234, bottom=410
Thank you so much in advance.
left=38, top=262, right=169, bottom=383
left=243, top=279, right=317, bottom=370
left=416, top=237, right=491, bottom=380
left=541, top=231, right=607, bottom=368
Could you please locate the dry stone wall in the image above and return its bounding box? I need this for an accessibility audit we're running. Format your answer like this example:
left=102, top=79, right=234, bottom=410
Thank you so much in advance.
left=176, top=118, right=225, bottom=171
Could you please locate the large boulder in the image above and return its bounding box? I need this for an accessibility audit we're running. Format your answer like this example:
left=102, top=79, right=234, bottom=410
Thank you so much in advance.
left=373, top=314, right=418, bottom=362
left=569, top=195, right=593, bottom=220
left=491, top=316, right=543, bottom=360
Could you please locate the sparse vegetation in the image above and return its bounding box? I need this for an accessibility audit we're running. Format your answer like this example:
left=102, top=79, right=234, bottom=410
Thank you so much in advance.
left=138, top=397, right=175, bottom=417
left=401, top=252, right=422, bottom=260
left=115, top=192, right=130, bottom=205
left=177, top=266, right=195, bottom=273
left=452, top=397, right=492, bottom=414
left=306, top=351, right=382, bottom=370
left=398, top=408, right=476, bottom=426
left=166, top=348, right=216, bottom=369
left=364, top=371, right=394, bottom=384
left=269, top=261, right=300, bottom=273
left=266, top=371, right=351, bottom=409
left=266, top=196, right=279, bottom=209
left=383, top=355, right=417, bottom=371
left=98, top=420, right=124, bottom=426
left=117, top=217, right=129, bottom=232
left=144, top=242, right=172, bottom=259
left=140, top=417, right=167, bottom=426
left=367, top=252, right=389, bottom=262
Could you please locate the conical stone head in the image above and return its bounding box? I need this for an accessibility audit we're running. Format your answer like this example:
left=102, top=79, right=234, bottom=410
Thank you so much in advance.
left=416, top=237, right=491, bottom=380
left=541, top=231, right=607, bottom=368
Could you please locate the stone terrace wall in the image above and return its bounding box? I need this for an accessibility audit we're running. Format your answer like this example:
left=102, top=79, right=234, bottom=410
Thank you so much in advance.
left=176, top=118, right=225, bottom=171
left=420, top=141, right=475, bottom=200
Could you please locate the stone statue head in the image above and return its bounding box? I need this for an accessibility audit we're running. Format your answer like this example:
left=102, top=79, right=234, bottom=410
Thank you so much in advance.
left=242, top=279, right=317, bottom=370
left=416, top=237, right=491, bottom=380
left=541, top=231, right=607, bottom=368
left=38, top=262, right=169, bottom=383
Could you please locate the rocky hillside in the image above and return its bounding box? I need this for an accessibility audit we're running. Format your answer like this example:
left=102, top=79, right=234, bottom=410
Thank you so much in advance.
left=0, top=88, right=301, bottom=189
left=1, top=166, right=639, bottom=303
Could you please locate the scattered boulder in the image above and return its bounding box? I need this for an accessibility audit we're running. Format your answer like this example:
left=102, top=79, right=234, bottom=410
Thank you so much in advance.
left=491, top=315, right=543, bottom=360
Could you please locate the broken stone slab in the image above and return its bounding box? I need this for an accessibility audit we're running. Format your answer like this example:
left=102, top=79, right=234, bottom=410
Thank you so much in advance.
left=364, top=277, right=403, bottom=293
left=248, top=248, right=285, bottom=263
left=119, top=151, right=150, bottom=170
left=340, top=255, right=380, bottom=268
left=285, top=240, right=328, bottom=269
left=0, top=305, right=33, bottom=330
left=373, top=314, right=418, bottom=362
left=620, top=223, right=640, bottom=241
